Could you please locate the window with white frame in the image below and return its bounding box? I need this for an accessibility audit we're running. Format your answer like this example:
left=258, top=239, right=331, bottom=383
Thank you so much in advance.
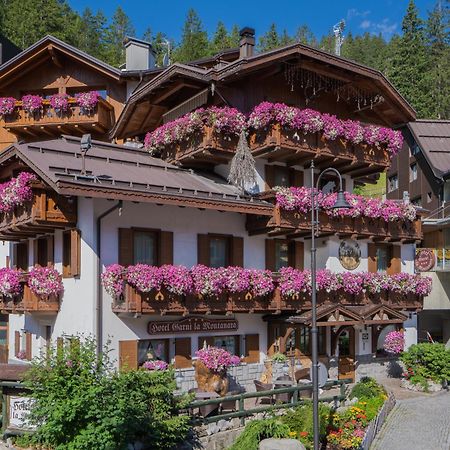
left=388, top=174, right=398, bottom=192
left=410, top=163, right=418, bottom=182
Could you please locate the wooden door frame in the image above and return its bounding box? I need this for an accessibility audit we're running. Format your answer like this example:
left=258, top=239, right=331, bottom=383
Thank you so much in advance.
left=335, top=326, right=356, bottom=381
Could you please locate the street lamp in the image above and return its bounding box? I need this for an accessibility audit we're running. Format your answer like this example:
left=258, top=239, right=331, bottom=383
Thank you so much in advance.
left=310, top=161, right=351, bottom=450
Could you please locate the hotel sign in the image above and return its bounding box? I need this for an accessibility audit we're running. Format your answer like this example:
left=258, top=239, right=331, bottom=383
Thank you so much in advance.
left=415, top=248, right=435, bottom=272
left=148, top=317, right=238, bottom=335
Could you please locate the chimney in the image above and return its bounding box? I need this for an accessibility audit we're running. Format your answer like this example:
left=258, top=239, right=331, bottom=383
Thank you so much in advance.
left=239, top=27, right=255, bottom=59
left=123, top=36, right=156, bottom=71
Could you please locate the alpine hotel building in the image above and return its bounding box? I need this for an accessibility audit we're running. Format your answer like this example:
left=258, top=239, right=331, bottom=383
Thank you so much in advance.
left=0, top=29, right=429, bottom=389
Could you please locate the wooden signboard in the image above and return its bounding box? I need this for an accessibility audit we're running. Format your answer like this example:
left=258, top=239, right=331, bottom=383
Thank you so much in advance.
left=415, top=248, right=435, bottom=272
left=148, top=317, right=238, bottom=335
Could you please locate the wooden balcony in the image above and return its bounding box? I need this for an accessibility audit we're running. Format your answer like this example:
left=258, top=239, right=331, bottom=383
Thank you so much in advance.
left=0, top=279, right=60, bottom=314
left=249, top=124, right=389, bottom=178
left=111, top=281, right=423, bottom=316
left=2, top=98, right=114, bottom=139
left=246, top=206, right=422, bottom=242
left=160, top=125, right=240, bottom=166
left=0, top=189, right=77, bottom=241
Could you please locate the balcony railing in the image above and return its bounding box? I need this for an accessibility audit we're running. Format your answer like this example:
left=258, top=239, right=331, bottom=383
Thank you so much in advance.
left=0, top=188, right=77, bottom=241
left=246, top=206, right=422, bottom=242
left=2, top=98, right=114, bottom=138
left=111, top=280, right=424, bottom=315
left=0, top=277, right=60, bottom=314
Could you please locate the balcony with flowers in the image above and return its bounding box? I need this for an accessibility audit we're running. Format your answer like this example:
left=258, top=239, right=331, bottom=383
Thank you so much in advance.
left=247, top=187, right=422, bottom=242
left=0, top=267, right=63, bottom=313
left=0, top=92, right=114, bottom=138
left=102, top=264, right=431, bottom=316
left=143, top=102, right=403, bottom=176
left=0, top=172, right=77, bottom=241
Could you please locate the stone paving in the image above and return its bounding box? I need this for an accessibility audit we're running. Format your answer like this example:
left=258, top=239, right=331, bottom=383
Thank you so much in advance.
left=371, top=391, right=450, bottom=450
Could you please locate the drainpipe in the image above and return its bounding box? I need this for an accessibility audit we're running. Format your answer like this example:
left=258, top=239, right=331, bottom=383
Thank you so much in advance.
left=96, top=200, right=122, bottom=355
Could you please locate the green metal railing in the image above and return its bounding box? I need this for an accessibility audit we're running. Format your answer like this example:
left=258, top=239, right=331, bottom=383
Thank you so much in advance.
left=186, top=379, right=351, bottom=425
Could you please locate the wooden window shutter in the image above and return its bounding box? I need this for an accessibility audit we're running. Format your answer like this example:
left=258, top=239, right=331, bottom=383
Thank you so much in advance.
left=174, top=337, right=191, bottom=369
left=197, top=234, right=210, bottom=266
left=159, top=231, right=173, bottom=265
left=289, top=169, right=304, bottom=187
left=198, top=336, right=214, bottom=350
left=25, top=332, right=32, bottom=361
left=367, top=243, right=377, bottom=273
left=14, top=331, right=20, bottom=357
left=47, top=236, right=54, bottom=266
left=388, top=245, right=402, bottom=275
left=265, top=165, right=275, bottom=191
left=70, top=229, right=81, bottom=277
left=119, top=340, right=138, bottom=371
left=288, top=241, right=304, bottom=269
left=231, top=237, right=244, bottom=267
left=265, top=239, right=276, bottom=271
left=244, top=334, right=260, bottom=363
left=118, top=228, right=134, bottom=266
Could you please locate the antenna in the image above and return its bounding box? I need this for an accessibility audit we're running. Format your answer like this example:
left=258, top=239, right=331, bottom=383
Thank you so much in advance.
left=80, top=134, right=92, bottom=175
left=161, top=39, right=171, bottom=67
left=333, top=19, right=345, bottom=56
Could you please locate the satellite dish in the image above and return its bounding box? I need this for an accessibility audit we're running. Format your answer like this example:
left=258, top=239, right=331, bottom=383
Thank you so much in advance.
left=310, top=362, right=329, bottom=388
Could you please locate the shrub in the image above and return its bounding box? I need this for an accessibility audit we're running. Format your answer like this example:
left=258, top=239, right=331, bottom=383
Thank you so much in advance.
left=228, top=418, right=290, bottom=450
left=350, top=377, right=385, bottom=400
left=280, top=402, right=332, bottom=449
left=400, top=343, right=450, bottom=383
left=22, top=336, right=191, bottom=449
left=270, top=352, right=288, bottom=363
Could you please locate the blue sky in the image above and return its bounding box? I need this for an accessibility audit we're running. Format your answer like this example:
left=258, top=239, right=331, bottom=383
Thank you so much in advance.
left=70, top=0, right=438, bottom=42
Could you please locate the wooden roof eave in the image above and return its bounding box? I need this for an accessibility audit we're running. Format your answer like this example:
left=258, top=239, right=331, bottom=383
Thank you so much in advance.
left=56, top=181, right=274, bottom=216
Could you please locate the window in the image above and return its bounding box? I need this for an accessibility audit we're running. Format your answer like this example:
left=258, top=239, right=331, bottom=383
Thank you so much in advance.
left=214, top=335, right=238, bottom=355
left=209, top=236, right=230, bottom=268
left=138, top=339, right=169, bottom=366
left=376, top=246, right=389, bottom=272
left=275, top=240, right=289, bottom=271
left=388, top=174, right=398, bottom=192
left=133, top=230, right=157, bottom=265
left=63, top=229, right=81, bottom=278
left=265, top=165, right=303, bottom=190
left=410, top=163, right=418, bottom=182
left=427, top=192, right=433, bottom=203
left=410, top=142, right=420, bottom=156
left=14, top=243, right=28, bottom=271
left=297, top=326, right=326, bottom=355
left=273, top=166, right=290, bottom=187
left=34, top=236, right=54, bottom=267
left=411, top=197, right=422, bottom=207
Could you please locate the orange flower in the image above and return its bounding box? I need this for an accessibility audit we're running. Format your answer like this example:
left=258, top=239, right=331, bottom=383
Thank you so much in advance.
left=300, top=431, right=309, bottom=437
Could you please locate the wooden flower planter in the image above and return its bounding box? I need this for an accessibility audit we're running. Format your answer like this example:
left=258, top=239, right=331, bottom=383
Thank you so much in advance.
left=354, top=143, right=389, bottom=167
left=231, top=292, right=274, bottom=313
left=318, top=136, right=355, bottom=161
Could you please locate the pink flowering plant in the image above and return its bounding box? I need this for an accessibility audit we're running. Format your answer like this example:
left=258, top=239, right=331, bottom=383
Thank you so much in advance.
left=0, top=268, right=22, bottom=297
left=278, top=267, right=312, bottom=297
left=102, top=264, right=126, bottom=298
left=75, top=91, right=100, bottom=112
left=191, top=264, right=225, bottom=297
left=142, top=360, right=169, bottom=371
left=383, top=330, right=404, bottom=354
left=275, top=186, right=417, bottom=222
left=0, top=97, right=16, bottom=116
left=0, top=172, right=36, bottom=214
left=160, top=265, right=193, bottom=296
left=16, top=350, right=27, bottom=360
left=49, top=93, right=69, bottom=113
left=195, top=347, right=240, bottom=372
left=126, top=264, right=162, bottom=293
left=21, top=95, right=43, bottom=114
left=28, top=267, right=63, bottom=297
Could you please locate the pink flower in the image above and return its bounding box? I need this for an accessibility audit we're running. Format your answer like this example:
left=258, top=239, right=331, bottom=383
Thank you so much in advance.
left=49, top=93, right=69, bottom=112
left=0, top=268, right=22, bottom=297
left=0, top=97, right=16, bottom=116
left=142, top=360, right=168, bottom=371
left=101, top=264, right=125, bottom=298
left=75, top=91, right=100, bottom=111
left=21, top=95, right=43, bottom=114
left=28, top=267, right=63, bottom=297
left=0, top=172, right=36, bottom=213
left=160, top=264, right=193, bottom=295
left=196, top=347, right=238, bottom=372
left=384, top=331, right=404, bottom=354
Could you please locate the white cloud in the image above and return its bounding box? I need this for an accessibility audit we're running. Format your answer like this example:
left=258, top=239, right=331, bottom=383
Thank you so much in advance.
left=358, top=17, right=398, bottom=37
left=360, top=20, right=371, bottom=29
left=347, top=8, right=371, bottom=20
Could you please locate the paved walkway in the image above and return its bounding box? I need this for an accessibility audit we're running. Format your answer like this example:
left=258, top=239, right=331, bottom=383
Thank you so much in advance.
left=371, top=391, right=450, bottom=450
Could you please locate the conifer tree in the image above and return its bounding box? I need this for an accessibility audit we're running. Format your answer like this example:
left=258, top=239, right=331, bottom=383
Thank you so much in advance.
left=294, top=25, right=317, bottom=46
left=229, top=25, right=241, bottom=47
left=210, top=21, right=231, bottom=54
left=173, top=9, right=208, bottom=62
left=75, top=8, right=107, bottom=61
left=258, top=23, right=281, bottom=51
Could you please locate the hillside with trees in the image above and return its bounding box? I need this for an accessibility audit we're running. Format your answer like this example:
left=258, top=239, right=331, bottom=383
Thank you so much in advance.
left=0, top=0, right=448, bottom=118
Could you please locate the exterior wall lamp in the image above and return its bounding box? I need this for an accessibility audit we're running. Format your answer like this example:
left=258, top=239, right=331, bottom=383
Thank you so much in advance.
left=310, top=161, right=351, bottom=450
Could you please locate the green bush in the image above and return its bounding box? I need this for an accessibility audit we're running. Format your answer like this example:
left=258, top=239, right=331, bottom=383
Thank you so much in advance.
left=350, top=377, right=385, bottom=400
left=280, top=402, right=332, bottom=449
left=400, top=343, right=450, bottom=383
left=270, top=352, right=288, bottom=363
left=22, top=336, right=191, bottom=450
left=228, top=418, right=290, bottom=450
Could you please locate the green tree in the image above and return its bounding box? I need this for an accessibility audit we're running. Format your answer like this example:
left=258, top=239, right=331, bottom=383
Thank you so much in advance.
left=229, top=24, right=241, bottom=47
left=104, top=6, right=135, bottom=67
left=342, top=32, right=388, bottom=71
left=75, top=8, right=107, bottom=61
left=259, top=23, right=281, bottom=51
left=173, top=8, right=209, bottom=62
left=386, top=0, right=430, bottom=117
left=210, top=21, right=230, bottom=54
left=294, top=25, right=317, bottom=46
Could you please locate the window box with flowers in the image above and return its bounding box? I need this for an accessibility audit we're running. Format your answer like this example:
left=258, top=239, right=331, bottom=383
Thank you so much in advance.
left=24, top=267, right=63, bottom=312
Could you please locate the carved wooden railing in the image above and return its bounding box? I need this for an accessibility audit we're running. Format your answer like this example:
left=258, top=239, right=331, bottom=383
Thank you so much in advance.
left=111, top=280, right=424, bottom=315
left=246, top=207, right=422, bottom=242
left=0, top=189, right=77, bottom=241
left=2, top=98, right=114, bottom=137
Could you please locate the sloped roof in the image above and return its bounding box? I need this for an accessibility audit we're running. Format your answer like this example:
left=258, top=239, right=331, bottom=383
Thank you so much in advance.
left=407, top=120, right=450, bottom=179
left=0, top=136, right=271, bottom=215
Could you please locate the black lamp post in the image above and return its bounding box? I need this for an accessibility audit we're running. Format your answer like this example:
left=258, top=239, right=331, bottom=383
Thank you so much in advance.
left=310, top=161, right=351, bottom=450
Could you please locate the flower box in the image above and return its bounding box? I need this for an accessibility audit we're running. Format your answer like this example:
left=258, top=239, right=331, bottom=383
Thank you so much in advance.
left=354, top=143, right=390, bottom=166
left=318, top=135, right=355, bottom=161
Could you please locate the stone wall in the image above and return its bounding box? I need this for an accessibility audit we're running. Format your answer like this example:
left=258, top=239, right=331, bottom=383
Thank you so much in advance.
left=355, top=355, right=403, bottom=381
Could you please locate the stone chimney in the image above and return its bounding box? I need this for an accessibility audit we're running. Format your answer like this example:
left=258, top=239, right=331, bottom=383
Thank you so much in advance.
left=239, top=27, right=255, bottom=59
left=123, top=36, right=156, bottom=71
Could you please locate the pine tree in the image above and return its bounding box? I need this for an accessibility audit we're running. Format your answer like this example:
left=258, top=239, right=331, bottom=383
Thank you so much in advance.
left=386, top=0, right=430, bottom=117
left=104, top=6, right=135, bottom=67
left=294, top=25, right=317, bottom=46
left=75, top=8, right=107, bottom=61
left=258, top=23, right=281, bottom=52
left=209, top=21, right=231, bottom=54
left=229, top=25, right=241, bottom=47
left=172, top=9, right=209, bottom=62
